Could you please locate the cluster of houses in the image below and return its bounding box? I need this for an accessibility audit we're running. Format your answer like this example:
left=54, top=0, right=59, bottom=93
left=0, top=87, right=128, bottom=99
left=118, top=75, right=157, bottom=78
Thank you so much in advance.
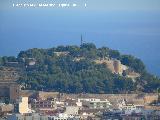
left=0, top=91, right=159, bottom=120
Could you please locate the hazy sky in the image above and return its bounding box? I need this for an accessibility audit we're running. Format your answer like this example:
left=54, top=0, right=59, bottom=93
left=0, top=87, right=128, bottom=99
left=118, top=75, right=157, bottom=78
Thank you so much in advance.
left=1, top=0, right=160, bottom=11
left=86, top=0, right=160, bottom=11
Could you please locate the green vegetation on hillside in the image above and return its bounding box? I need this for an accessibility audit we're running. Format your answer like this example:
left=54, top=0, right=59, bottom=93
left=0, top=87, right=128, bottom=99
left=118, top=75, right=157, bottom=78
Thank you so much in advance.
left=0, top=43, right=159, bottom=93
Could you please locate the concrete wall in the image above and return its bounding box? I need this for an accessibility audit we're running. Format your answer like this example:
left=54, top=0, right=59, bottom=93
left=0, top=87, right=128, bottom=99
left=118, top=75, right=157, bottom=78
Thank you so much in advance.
left=37, top=91, right=59, bottom=100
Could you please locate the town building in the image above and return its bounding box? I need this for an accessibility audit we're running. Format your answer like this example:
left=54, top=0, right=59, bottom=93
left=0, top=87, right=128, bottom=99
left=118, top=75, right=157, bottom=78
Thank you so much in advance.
left=31, top=98, right=57, bottom=112
left=0, top=103, right=14, bottom=115
left=64, top=106, right=79, bottom=115
left=80, top=98, right=112, bottom=109
left=7, top=113, right=80, bottom=120
left=54, top=52, right=69, bottom=56
left=14, top=96, right=31, bottom=114
left=24, top=58, right=36, bottom=66
left=118, top=99, right=144, bottom=115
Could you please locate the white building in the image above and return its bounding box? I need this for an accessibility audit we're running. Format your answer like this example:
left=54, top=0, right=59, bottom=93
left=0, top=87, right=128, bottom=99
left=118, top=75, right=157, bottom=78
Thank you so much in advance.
left=76, top=99, right=82, bottom=107
left=118, top=99, right=144, bottom=115
left=65, top=106, right=79, bottom=115
left=80, top=98, right=111, bottom=109
left=15, top=97, right=31, bottom=114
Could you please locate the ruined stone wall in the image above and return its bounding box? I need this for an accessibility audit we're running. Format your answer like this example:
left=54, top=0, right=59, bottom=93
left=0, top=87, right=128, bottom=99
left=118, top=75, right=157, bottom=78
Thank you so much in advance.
left=61, top=93, right=158, bottom=105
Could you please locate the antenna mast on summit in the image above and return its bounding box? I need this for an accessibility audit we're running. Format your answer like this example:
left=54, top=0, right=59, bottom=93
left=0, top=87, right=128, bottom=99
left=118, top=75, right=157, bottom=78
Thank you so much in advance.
left=81, top=34, right=83, bottom=46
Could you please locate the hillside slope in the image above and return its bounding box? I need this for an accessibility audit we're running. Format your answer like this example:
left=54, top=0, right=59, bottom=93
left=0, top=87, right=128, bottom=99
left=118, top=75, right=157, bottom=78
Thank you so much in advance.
left=0, top=43, right=159, bottom=93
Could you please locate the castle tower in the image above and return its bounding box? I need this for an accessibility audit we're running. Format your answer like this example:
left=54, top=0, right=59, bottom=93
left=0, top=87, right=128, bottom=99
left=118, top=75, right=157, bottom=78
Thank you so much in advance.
left=113, top=60, right=121, bottom=74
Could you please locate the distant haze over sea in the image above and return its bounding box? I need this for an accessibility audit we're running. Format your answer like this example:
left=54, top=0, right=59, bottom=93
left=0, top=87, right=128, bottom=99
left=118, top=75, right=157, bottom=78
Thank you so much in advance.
left=0, top=0, right=160, bottom=76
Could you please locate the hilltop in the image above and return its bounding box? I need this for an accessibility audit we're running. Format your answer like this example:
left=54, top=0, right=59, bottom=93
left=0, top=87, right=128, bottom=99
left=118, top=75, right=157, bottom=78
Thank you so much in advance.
left=0, top=43, right=160, bottom=93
